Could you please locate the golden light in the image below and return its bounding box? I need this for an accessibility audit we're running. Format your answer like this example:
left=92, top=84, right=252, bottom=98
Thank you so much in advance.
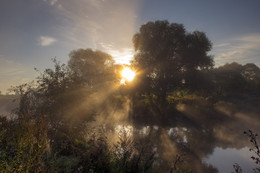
left=121, top=67, right=136, bottom=84
left=120, top=78, right=126, bottom=84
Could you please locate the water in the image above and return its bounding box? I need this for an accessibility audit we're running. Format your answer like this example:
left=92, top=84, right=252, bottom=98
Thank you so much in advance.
left=113, top=101, right=260, bottom=172
left=2, top=94, right=260, bottom=172
left=205, top=147, right=255, bottom=173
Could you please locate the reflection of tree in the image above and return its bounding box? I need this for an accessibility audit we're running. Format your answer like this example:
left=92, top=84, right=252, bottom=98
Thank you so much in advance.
left=130, top=89, right=260, bottom=172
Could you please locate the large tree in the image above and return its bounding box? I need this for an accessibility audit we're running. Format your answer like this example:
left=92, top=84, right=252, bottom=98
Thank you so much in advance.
left=132, top=20, right=213, bottom=100
left=68, top=48, right=117, bottom=88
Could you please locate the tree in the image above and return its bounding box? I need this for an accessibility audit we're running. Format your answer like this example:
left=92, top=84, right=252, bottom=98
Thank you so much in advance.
left=68, top=48, right=118, bottom=88
left=241, top=63, right=260, bottom=81
left=212, top=62, right=248, bottom=96
left=132, top=20, right=213, bottom=100
left=242, top=63, right=260, bottom=95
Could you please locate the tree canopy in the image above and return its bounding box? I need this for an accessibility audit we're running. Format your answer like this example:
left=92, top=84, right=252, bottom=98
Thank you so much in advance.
left=68, top=48, right=117, bottom=87
left=132, top=20, right=213, bottom=99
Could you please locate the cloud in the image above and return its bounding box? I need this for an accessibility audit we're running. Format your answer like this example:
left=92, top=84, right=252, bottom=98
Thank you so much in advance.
left=213, top=43, right=230, bottom=48
left=38, top=36, right=57, bottom=46
left=50, top=0, right=58, bottom=6
left=43, top=0, right=59, bottom=6
left=109, top=48, right=134, bottom=65
left=212, top=33, right=260, bottom=67
left=46, top=0, right=140, bottom=63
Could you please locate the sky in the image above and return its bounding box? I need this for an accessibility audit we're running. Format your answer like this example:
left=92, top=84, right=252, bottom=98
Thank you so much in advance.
left=1, top=0, right=260, bottom=93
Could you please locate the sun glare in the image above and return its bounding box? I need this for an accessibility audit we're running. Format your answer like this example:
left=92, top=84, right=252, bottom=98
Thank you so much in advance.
left=120, top=78, right=126, bottom=84
left=121, top=67, right=136, bottom=84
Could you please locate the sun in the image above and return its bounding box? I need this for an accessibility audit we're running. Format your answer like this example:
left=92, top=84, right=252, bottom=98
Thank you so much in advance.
left=121, top=67, right=136, bottom=84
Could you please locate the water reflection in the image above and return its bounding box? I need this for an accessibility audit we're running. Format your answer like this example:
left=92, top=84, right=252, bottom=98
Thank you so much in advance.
left=112, top=100, right=260, bottom=172
left=115, top=125, right=133, bottom=137
left=205, top=147, right=255, bottom=173
left=167, top=127, right=188, bottom=143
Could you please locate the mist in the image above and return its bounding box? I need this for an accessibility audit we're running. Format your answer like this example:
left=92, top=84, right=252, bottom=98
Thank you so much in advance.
left=1, top=20, right=260, bottom=173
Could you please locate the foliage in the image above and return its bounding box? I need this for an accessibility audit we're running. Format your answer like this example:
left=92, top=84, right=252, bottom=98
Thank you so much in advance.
left=0, top=50, right=157, bottom=172
left=244, top=130, right=260, bottom=172
left=232, top=163, right=243, bottom=173
left=132, top=20, right=213, bottom=101
left=232, top=130, right=260, bottom=173
left=68, top=48, right=119, bottom=87
left=1, top=20, right=260, bottom=173
left=211, top=62, right=260, bottom=97
left=0, top=115, right=47, bottom=172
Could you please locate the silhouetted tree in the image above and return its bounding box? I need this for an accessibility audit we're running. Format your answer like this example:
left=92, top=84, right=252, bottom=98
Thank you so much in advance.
left=211, top=62, right=260, bottom=96
left=242, top=63, right=260, bottom=81
left=132, top=20, right=213, bottom=101
left=212, top=62, right=244, bottom=96
left=242, top=63, right=260, bottom=95
left=68, top=48, right=118, bottom=88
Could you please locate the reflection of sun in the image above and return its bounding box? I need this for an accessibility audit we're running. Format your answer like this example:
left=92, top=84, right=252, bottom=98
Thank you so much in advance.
left=120, top=78, right=126, bottom=84
left=120, top=67, right=136, bottom=84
